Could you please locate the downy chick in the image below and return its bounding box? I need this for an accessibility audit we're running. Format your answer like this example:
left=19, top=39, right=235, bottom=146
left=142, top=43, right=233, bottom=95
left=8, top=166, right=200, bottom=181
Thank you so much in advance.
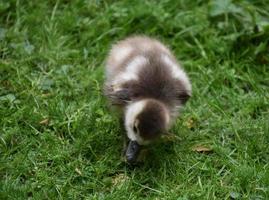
left=104, top=36, right=191, bottom=163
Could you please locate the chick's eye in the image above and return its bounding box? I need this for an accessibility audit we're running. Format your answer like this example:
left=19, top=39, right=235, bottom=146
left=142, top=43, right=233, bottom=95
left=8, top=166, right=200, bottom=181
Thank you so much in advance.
left=133, top=125, right=138, bottom=133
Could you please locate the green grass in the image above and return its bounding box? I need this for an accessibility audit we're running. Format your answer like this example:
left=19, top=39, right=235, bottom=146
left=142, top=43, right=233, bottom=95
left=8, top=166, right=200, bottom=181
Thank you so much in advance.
left=0, top=0, right=269, bottom=199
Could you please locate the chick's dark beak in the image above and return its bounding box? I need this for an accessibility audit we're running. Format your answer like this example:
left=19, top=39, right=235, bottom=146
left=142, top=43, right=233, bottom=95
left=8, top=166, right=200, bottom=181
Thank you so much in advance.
left=126, top=140, right=141, bottom=164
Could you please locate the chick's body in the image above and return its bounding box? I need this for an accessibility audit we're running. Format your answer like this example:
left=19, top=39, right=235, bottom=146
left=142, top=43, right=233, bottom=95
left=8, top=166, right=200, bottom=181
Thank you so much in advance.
left=104, top=36, right=191, bottom=146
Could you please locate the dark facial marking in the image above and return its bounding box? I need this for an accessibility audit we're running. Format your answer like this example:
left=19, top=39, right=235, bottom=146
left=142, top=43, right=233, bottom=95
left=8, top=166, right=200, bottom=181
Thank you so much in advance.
left=133, top=125, right=138, bottom=133
left=136, top=100, right=166, bottom=140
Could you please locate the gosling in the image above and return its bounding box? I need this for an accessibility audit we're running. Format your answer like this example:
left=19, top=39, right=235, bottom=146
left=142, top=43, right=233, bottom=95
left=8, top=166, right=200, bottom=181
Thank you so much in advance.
left=104, top=36, right=191, bottom=163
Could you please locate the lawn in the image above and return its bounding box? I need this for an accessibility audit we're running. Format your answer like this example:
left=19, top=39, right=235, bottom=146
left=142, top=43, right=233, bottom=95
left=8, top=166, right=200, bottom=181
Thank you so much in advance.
left=0, top=0, right=268, bottom=199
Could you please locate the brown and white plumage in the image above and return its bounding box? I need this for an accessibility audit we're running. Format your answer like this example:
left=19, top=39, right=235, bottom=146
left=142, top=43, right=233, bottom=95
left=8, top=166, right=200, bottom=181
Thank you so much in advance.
left=104, top=36, right=191, bottom=146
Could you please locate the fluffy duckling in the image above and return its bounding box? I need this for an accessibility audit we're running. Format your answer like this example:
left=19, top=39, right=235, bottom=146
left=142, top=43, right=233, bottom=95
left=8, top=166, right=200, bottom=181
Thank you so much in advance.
left=104, top=36, right=191, bottom=163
